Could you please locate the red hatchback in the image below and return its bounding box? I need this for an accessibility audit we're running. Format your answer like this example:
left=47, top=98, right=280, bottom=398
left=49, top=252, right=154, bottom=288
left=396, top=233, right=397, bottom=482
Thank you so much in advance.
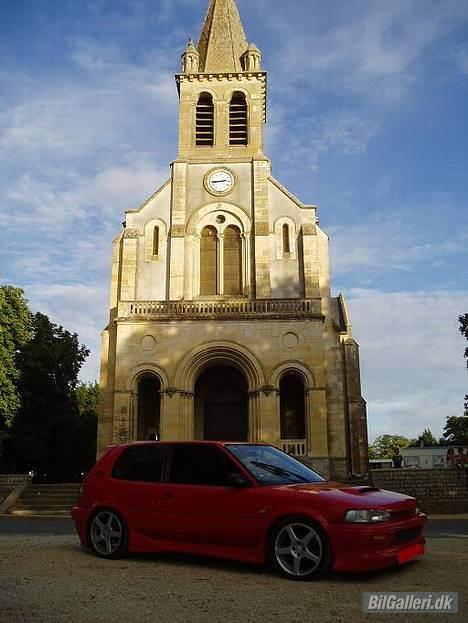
left=72, top=442, right=426, bottom=580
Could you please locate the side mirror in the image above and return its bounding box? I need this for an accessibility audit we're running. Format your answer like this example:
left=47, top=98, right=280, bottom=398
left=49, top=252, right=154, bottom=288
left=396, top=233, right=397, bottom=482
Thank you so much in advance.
left=228, top=472, right=250, bottom=489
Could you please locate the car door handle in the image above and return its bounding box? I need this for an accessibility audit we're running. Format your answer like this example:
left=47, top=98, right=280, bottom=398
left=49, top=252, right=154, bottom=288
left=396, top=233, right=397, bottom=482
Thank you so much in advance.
left=161, top=492, right=174, bottom=500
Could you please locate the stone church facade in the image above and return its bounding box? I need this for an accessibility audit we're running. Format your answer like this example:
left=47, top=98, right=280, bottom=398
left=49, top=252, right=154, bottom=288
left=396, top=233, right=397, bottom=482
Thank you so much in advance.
left=97, top=0, right=369, bottom=478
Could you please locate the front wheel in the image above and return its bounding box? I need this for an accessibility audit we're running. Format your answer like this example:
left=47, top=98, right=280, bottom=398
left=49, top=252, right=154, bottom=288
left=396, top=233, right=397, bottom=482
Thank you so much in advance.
left=88, top=510, right=128, bottom=559
left=270, top=518, right=332, bottom=580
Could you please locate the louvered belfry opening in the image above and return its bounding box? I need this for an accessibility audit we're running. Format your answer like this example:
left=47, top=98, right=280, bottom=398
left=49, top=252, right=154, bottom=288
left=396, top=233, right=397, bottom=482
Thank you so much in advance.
left=200, top=226, right=218, bottom=295
left=229, top=92, right=248, bottom=146
left=196, top=93, right=214, bottom=146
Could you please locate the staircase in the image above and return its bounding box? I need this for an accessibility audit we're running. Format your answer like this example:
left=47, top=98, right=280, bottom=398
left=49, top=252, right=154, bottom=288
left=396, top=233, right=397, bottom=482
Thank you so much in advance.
left=7, top=483, right=81, bottom=516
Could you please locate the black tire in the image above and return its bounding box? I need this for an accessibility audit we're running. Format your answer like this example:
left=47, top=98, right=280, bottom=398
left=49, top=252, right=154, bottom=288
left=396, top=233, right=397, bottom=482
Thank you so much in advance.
left=88, top=509, right=128, bottom=559
left=269, top=517, right=332, bottom=580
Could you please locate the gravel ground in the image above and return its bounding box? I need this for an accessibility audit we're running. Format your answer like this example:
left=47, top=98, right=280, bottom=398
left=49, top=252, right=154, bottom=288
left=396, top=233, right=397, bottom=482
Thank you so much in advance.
left=0, top=534, right=466, bottom=623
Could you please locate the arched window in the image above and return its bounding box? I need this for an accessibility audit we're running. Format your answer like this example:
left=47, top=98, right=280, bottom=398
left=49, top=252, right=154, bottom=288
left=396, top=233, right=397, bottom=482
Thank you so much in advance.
left=280, top=374, right=306, bottom=440
left=196, top=93, right=214, bottom=146
left=282, top=224, right=290, bottom=254
left=229, top=92, right=248, bottom=146
left=153, top=226, right=159, bottom=256
left=200, top=226, right=218, bottom=295
left=223, top=225, right=242, bottom=295
left=137, top=375, right=161, bottom=441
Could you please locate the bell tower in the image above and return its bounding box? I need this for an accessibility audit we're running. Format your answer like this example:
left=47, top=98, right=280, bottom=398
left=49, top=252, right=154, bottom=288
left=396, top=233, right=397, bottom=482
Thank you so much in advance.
left=176, top=0, right=267, bottom=160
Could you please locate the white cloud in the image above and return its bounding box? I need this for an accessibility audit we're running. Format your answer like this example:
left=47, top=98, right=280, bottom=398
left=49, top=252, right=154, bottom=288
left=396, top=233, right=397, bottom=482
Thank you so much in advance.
left=267, top=108, right=379, bottom=174
left=24, top=282, right=109, bottom=383
left=255, top=0, right=468, bottom=101
left=329, top=217, right=468, bottom=277
left=348, top=288, right=468, bottom=441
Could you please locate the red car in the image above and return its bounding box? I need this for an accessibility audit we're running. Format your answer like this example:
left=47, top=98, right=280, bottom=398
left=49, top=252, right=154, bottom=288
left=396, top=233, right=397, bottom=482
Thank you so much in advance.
left=72, top=442, right=426, bottom=580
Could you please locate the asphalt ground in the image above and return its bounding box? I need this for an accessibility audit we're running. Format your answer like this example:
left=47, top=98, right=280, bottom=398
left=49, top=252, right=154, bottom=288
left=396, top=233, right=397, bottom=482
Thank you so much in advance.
left=0, top=517, right=467, bottom=623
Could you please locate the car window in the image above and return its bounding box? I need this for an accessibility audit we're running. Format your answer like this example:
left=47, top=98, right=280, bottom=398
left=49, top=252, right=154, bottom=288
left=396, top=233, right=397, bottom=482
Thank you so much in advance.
left=227, top=444, right=325, bottom=486
left=169, top=445, right=239, bottom=486
left=112, top=445, right=167, bottom=483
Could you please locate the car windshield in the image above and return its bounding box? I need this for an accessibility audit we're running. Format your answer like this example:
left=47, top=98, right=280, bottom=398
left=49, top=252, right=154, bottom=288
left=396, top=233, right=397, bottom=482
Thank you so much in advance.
left=227, top=444, right=325, bottom=486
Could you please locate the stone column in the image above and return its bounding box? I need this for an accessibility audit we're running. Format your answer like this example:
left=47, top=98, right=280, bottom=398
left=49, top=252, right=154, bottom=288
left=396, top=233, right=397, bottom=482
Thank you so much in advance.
left=255, top=388, right=281, bottom=446
left=112, top=392, right=133, bottom=445
left=301, top=224, right=321, bottom=299
left=120, top=230, right=138, bottom=300
left=160, top=390, right=181, bottom=440
left=252, top=160, right=271, bottom=298
left=169, top=162, right=187, bottom=300
left=217, top=232, right=224, bottom=295
left=180, top=392, right=195, bottom=440
left=308, top=388, right=329, bottom=457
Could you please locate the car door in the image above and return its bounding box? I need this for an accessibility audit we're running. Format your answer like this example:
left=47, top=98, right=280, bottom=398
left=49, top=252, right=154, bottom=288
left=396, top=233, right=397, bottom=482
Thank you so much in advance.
left=108, top=444, right=168, bottom=538
left=155, top=444, right=259, bottom=549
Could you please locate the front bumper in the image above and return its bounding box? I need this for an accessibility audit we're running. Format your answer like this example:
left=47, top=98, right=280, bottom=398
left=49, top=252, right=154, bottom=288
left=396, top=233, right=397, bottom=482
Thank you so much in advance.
left=328, top=513, right=426, bottom=572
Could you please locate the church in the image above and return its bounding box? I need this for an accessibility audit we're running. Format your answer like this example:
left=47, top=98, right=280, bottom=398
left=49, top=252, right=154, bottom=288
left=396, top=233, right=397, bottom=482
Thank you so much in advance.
left=97, top=0, right=369, bottom=479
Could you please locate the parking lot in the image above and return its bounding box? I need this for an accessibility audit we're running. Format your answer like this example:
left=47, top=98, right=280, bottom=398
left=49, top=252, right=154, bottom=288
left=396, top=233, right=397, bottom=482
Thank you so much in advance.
left=0, top=519, right=466, bottom=623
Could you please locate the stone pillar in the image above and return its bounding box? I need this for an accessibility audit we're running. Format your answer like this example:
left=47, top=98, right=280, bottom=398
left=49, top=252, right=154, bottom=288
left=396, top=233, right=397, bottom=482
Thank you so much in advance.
left=169, top=162, right=187, bottom=300
left=255, top=389, right=281, bottom=446
left=218, top=232, right=224, bottom=294
left=180, top=392, right=195, bottom=439
left=343, top=338, right=369, bottom=475
left=301, top=224, right=321, bottom=299
left=120, top=230, right=138, bottom=300
left=308, top=387, right=329, bottom=458
left=160, top=390, right=183, bottom=440
left=112, top=392, right=133, bottom=445
left=252, top=160, right=271, bottom=298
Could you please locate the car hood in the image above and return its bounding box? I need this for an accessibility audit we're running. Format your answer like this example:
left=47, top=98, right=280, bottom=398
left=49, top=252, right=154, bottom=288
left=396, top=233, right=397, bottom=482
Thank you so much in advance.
left=281, top=482, right=416, bottom=512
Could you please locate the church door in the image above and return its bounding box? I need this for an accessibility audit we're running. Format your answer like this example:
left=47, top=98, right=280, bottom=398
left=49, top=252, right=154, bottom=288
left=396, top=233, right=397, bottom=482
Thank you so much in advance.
left=195, top=365, right=248, bottom=441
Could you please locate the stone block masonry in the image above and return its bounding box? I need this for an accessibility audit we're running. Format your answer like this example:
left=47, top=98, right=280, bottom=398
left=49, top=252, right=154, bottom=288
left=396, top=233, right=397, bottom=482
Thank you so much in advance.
left=370, top=469, right=468, bottom=514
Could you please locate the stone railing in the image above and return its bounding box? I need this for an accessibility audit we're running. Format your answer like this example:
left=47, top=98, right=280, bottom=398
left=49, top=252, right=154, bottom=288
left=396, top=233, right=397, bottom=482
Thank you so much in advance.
left=118, top=299, right=322, bottom=321
left=281, top=439, right=307, bottom=457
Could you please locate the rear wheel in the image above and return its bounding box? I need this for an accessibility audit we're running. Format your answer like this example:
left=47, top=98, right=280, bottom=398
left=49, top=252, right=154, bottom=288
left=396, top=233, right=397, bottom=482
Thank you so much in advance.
left=270, top=518, right=332, bottom=580
left=88, top=510, right=128, bottom=559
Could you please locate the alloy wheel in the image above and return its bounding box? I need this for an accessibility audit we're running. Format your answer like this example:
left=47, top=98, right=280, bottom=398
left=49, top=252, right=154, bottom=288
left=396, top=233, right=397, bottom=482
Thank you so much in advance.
left=90, top=511, right=124, bottom=557
left=274, top=522, right=323, bottom=578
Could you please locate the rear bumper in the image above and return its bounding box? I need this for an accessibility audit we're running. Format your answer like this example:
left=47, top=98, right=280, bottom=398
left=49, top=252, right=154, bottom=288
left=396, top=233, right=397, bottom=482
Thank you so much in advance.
left=71, top=505, right=91, bottom=547
left=328, top=514, right=426, bottom=572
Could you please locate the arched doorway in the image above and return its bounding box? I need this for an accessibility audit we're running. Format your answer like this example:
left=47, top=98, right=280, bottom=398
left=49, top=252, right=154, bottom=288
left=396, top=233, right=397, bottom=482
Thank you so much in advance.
left=137, top=374, right=161, bottom=440
left=194, top=365, right=248, bottom=441
left=280, top=373, right=306, bottom=440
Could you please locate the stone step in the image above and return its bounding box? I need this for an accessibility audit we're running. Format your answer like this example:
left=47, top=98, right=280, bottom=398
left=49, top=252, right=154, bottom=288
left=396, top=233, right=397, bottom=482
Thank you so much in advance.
left=9, top=509, right=71, bottom=517
left=6, top=483, right=81, bottom=517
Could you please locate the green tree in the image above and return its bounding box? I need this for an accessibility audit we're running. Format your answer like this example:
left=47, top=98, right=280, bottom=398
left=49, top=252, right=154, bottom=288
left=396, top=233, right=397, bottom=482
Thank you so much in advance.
left=409, top=428, right=439, bottom=447
left=5, top=313, right=89, bottom=481
left=0, top=286, right=32, bottom=429
left=72, top=382, right=99, bottom=473
left=460, top=314, right=468, bottom=417
left=442, top=416, right=468, bottom=446
left=369, top=434, right=411, bottom=460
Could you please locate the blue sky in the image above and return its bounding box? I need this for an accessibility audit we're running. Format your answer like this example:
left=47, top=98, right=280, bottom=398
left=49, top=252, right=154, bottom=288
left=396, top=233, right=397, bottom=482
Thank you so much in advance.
left=0, top=0, right=467, bottom=441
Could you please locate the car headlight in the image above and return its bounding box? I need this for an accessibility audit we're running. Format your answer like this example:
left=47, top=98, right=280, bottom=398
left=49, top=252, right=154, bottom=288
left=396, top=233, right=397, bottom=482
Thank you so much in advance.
left=345, top=509, right=391, bottom=523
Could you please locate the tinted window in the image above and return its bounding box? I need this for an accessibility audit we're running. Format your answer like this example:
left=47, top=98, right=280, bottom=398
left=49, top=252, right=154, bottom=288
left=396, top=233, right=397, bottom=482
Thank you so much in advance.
left=169, top=445, right=239, bottom=486
left=112, top=445, right=167, bottom=483
left=227, top=444, right=325, bottom=486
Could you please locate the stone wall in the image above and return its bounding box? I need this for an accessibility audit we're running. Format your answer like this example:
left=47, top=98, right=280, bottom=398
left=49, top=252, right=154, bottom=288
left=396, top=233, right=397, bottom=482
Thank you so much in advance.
left=370, top=469, right=468, bottom=514
left=0, top=475, right=31, bottom=506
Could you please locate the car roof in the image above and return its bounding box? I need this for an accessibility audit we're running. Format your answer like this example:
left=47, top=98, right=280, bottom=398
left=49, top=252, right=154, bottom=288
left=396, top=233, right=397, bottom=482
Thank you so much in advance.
left=115, top=441, right=271, bottom=449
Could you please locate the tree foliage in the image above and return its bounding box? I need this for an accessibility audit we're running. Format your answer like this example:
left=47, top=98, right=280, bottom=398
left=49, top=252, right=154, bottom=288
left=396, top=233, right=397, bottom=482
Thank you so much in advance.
left=409, top=428, right=439, bottom=447
left=0, top=286, right=32, bottom=430
left=442, top=416, right=468, bottom=446
left=4, top=313, right=91, bottom=481
left=368, top=434, right=411, bottom=459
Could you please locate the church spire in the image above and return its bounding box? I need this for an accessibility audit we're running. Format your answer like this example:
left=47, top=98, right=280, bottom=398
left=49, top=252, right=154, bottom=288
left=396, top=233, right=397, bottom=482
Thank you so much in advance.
left=197, top=0, right=249, bottom=73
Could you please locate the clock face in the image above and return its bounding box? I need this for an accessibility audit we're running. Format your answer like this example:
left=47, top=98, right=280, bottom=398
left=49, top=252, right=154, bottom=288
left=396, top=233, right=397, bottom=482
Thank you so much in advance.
left=207, top=169, right=234, bottom=194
